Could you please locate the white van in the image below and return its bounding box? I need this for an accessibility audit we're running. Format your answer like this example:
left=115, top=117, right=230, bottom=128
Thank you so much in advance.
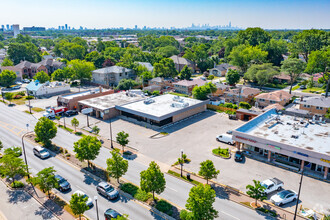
left=33, top=146, right=50, bottom=159
left=216, top=134, right=235, bottom=145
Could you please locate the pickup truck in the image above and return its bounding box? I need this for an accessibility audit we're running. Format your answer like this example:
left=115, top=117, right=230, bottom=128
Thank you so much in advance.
left=261, top=178, right=283, bottom=194
left=43, top=107, right=68, bottom=119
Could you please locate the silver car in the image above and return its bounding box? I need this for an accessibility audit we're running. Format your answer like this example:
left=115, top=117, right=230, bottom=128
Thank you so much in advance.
left=96, top=182, right=119, bottom=200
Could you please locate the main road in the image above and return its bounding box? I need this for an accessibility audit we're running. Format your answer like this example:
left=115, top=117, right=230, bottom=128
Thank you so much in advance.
left=0, top=103, right=266, bottom=220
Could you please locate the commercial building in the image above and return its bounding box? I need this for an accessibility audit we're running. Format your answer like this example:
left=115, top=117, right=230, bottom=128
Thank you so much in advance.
left=78, top=91, right=144, bottom=120
left=57, top=88, right=114, bottom=110
left=23, top=26, right=46, bottom=32
left=117, top=94, right=208, bottom=126
left=13, top=24, right=20, bottom=38
left=26, top=81, right=70, bottom=98
left=233, top=109, right=330, bottom=179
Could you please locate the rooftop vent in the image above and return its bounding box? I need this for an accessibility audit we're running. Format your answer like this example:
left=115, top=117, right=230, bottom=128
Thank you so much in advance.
left=144, top=98, right=155, bottom=104
left=173, top=96, right=184, bottom=103
left=171, top=102, right=189, bottom=108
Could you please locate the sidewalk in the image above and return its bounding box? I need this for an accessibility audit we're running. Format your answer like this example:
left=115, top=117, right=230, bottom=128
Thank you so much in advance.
left=170, top=166, right=307, bottom=220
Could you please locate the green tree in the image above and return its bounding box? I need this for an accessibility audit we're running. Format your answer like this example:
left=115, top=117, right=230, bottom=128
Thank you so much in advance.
left=281, top=58, right=306, bottom=94
left=92, top=126, right=100, bottom=135
left=4, top=147, right=22, bottom=157
left=34, top=117, right=57, bottom=147
left=228, top=44, right=268, bottom=72
left=157, top=46, right=179, bottom=57
left=33, top=71, right=50, bottom=83
left=4, top=92, right=14, bottom=105
left=73, top=135, right=101, bottom=168
left=198, top=160, right=219, bottom=184
left=1, top=57, right=14, bottom=66
left=181, top=184, right=218, bottom=220
left=0, top=140, right=3, bottom=151
left=67, top=59, right=95, bottom=83
left=71, top=118, right=79, bottom=132
left=246, top=180, right=267, bottom=206
left=239, top=102, right=252, bottom=109
left=116, top=131, right=129, bottom=153
left=113, top=215, right=129, bottom=220
left=259, top=39, right=288, bottom=66
left=244, top=63, right=279, bottom=89
left=116, top=79, right=138, bottom=90
left=179, top=65, right=192, bottom=80
left=51, top=69, right=71, bottom=82
left=0, top=70, right=17, bottom=87
left=30, top=167, right=58, bottom=198
left=54, top=42, right=86, bottom=60
left=225, top=69, right=240, bottom=85
left=237, top=27, right=271, bottom=46
left=7, top=42, right=41, bottom=65
left=106, top=151, right=128, bottom=183
left=140, top=161, right=166, bottom=201
left=0, top=154, right=28, bottom=187
left=305, top=49, right=330, bottom=97
left=192, top=82, right=217, bottom=100
left=69, top=193, right=89, bottom=220
left=154, top=58, right=178, bottom=78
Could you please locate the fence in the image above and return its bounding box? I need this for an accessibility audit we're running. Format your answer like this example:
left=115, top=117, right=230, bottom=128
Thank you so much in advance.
left=207, top=104, right=237, bottom=112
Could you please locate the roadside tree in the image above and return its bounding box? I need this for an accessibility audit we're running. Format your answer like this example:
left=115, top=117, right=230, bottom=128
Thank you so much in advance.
left=198, top=160, right=219, bottom=184
left=71, top=118, right=79, bottom=132
left=73, top=135, right=101, bottom=168
left=0, top=153, right=28, bottom=187
left=281, top=58, right=306, bottom=94
left=246, top=180, right=267, bottom=207
left=0, top=70, right=16, bottom=87
left=34, top=117, right=57, bottom=147
left=106, top=151, right=128, bottom=183
left=92, top=126, right=100, bottom=135
left=140, top=161, right=166, bottom=201
left=4, top=92, right=14, bottom=105
left=69, top=194, right=89, bottom=220
left=30, top=167, right=58, bottom=198
left=33, top=71, right=50, bottom=83
left=116, top=131, right=129, bottom=153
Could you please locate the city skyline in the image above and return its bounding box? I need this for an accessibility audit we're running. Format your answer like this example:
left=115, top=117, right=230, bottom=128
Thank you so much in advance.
left=0, top=0, right=329, bottom=29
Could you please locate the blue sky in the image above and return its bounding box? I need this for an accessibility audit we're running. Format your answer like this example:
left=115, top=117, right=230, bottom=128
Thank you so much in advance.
left=0, top=0, right=329, bottom=29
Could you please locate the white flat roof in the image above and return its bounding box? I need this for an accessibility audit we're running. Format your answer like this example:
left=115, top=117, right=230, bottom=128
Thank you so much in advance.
left=236, top=109, right=330, bottom=154
left=61, top=90, right=103, bottom=100
left=78, top=91, right=144, bottom=111
left=117, top=94, right=207, bottom=121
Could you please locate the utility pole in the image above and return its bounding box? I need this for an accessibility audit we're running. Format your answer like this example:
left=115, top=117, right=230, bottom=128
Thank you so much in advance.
left=293, top=170, right=304, bottom=220
left=109, top=118, right=113, bottom=148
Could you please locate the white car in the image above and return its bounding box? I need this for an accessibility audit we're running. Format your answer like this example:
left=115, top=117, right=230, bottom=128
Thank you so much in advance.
left=15, top=81, right=23, bottom=85
left=73, top=190, right=93, bottom=208
left=216, top=134, right=235, bottom=145
left=270, top=190, right=297, bottom=206
left=23, top=79, right=30, bottom=83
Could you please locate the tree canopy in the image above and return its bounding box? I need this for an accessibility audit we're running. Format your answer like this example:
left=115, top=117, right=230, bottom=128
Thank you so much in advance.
left=192, top=82, right=217, bottom=100
left=34, top=117, right=57, bottom=147
left=281, top=58, right=306, bottom=94
left=106, top=151, right=129, bottom=183
left=237, top=27, right=272, bottom=46
left=34, top=71, right=50, bottom=83
left=0, top=70, right=17, bottom=87
left=179, top=65, right=192, bottom=80
left=198, top=160, right=219, bottom=184
left=73, top=135, right=101, bottom=167
left=245, top=63, right=280, bottom=89
left=226, top=69, right=240, bottom=85
left=30, top=167, right=58, bottom=198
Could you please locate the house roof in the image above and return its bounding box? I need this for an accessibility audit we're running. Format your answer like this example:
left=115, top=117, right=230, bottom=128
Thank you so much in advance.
left=273, top=74, right=291, bottom=81
left=137, top=62, right=154, bottom=72
left=212, top=63, right=232, bottom=72
left=0, top=66, right=21, bottom=73
left=224, top=86, right=261, bottom=97
left=263, top=103, right=284, bottom=111
left=170, top=55, right=193, bottom=66
left=214, top=82, right=229, bottom=90
left=150, top=77, right=163, bottom=83
left=93, top=66, right=132, bottom=74
left=313, top=73, right=324, bottom=82
left=173, top=78, right=206, bottom=87
left=26, top=80, right=42, bottom=91
left=255, top=90, right=293, bottom=102
left=298, top=96, right=330, bottom=108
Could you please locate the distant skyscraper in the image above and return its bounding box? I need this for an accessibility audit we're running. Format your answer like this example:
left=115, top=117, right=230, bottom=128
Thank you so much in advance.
left=62, top=26, right=64, bottom=30
left=229, top=21, right=231, bottom=28
left=58, top=26, right=61, bottom=30
left=6, top=24, right=9, bottom=30
left=13, top=24, right=20, bottom=38
left=135, top=25, right=137, bottom=29
left=1, top=25, right=4, bottom=30
left=65, top=24, right=68, bottom=30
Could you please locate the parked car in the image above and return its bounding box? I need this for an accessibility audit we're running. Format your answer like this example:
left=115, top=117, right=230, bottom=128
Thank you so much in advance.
left=321, top=93, right=326, bottom=96
left=270, top=190, right=297, bottom=206
left=226, top=130, right=233, bottom=135
left=55, top=175, right=71, bottom=192
left=216, top=134, right=235, bottom=145
left=10, top=85, right=21, bottom=90
left=104, top=208, right=121, bottom=220
left=64, top=110, right=78, bottom=117
left=234, top=151, right=244, bottom=162
left=73, top=190, right=93, bottom=208
left=33, top=146, right=50, bottom=159
left=15, top=81, right=23, bottom=85
left=299, top=85, right=306, bottom=89
left=229, top=114, right=237, bottom=120
left=23, top=79, right=30, bottom=83
left=96, top=182, right=119, bottom=200
left=261, top=178, right=283, bottom=194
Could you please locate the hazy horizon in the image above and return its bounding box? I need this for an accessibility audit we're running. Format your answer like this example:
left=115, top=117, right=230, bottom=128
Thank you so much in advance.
left=1, top=0, right=329, bottom=30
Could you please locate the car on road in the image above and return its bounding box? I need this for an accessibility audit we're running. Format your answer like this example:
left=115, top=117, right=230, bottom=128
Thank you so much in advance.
left=33, top=146, right=50, bottom=159
left=234, top=151, right=244, bottom=162
left=10, top=85, right=21, bottom=90
left=23, top=79, right=30, bottom=83
left=96, top=182, right=119, bottom=200
left=216, top=133, right=235, bottom=145
left=15, top=81, right=23, bottom=85
left=73, top=190, right=93, bottom=208
left=321, top=93, right=327, bottom=96
left=64, top=110, right=78, bottom=117
left=55, top=175, right=71, bottom=192
left=261, top=178, right=283, bottom=194
left=104, top=208, right=121, bottom=220
left=299, top=85, right=306, bottom=89
left=270, top=190, right=297, bottom=206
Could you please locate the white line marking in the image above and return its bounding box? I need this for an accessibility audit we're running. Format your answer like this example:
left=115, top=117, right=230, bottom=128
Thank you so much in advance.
left=221, top=211, right=240, bottom=220
left=167, top=187, right=177, bottom=192
left=75, top=185, right=85, bottom=192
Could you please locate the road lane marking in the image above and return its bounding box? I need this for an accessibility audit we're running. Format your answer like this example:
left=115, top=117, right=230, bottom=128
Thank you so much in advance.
left=75, top=185, right=85, bottom=192
left=221, top=211, right=240, bottom=220
left=167, top=186, right=178, bottom=192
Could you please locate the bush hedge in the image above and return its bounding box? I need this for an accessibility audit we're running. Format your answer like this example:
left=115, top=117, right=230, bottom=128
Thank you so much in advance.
left=155, top=199, right=173, bottom=216
left=212, top=147, right=230, bottom=158
left=11, top=181, right=24, bottom=188
left=120, top=183, right=139, bottom=197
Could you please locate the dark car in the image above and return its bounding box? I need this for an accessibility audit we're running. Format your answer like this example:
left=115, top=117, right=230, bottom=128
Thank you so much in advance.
left=104, top=208, right=121, bottom=220
left=96, top=182, right=119, bottom=200
left=55, top=174, right=71, bottom=192
left=229, top=114, right=237, bottom=120
left=234, top=151, right=244, bottom=162
left=64, top=110, right=78, bottom=117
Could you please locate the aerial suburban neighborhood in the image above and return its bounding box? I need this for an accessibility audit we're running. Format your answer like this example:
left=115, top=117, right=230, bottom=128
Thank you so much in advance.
left=0, top=1, right=329, bottom=220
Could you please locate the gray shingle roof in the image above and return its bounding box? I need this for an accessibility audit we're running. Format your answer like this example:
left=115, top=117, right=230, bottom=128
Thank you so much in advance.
left=298, top=97, right=330, bottom=108
left=93, top=66, right=132, bottom=74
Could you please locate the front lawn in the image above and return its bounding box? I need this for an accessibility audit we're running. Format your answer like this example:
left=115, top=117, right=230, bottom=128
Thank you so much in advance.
left=31, top=107, right=44, bottom=112
left=302, top=87, right=325, bottom=94
left=264, top=83, right=288, bottom=89
left=292, top=85, right=300, bottom=91
left=169, top=92, right=189, bottom=97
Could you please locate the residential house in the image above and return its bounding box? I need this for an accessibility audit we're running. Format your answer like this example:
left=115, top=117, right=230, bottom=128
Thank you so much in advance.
left=213, top=82, right=229, bottom=96
left=209, top=63, right=236, bottom=77
left=92, top=66, right=135, bottom=87
left=298, top=96, right=330, bottom=115
left=255, top=90, right=293, bottom=108
left=144, top=77, right=175, bottom=93
left=26, top=80, right=70, bottom=98
left=224, top=86, right=261, bottom=104
left=38, top=58, right=65, bottom=74
left=173, top=78, right=206, bottom=95
left=273, top=73, right=291, bottom=84
left=137, top=62, right=154, bottom=72
left=170, top=55, right=194, bottom=73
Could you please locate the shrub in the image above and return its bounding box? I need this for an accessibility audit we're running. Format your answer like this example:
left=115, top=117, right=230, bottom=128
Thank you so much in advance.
left=207, top=75, right=215, bottom=80
left=17, top=91, right=25, bottom=96
left=120, top=183, right=138, bottom=197
left=225, top=110, right=236, bottom=115
left=11, top=181, right=24, bottom=188
left=233, top=104, right=238, bottom=109
left=155, top=199, right=173, bottom=216
left=224, top=103, right=234, bottom=108
left=180, top=209, right=191, bottom=220
left=134, top=189, right=152, bottom=202
left=239, top=102, right=252, bottom=109
left=152, top=90, right=160, bottom=96
left=34, top=137, right=40, bottom=142
left=212, top=147, right=229, bottom=158
left=14, top=95, right=22, bottom=99
left=75, top=132, right=83, bottom=136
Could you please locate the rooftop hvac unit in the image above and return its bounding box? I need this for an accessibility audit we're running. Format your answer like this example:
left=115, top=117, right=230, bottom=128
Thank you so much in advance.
left=144, top=98, right=155, bottom=104
left=173, top=96, right=184, bottom=103
left=171, top=102, right=189, bottom=108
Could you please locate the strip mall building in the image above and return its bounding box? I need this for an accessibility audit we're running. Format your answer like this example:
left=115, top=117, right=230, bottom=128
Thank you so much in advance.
left=232, top=109, right=330, bottom=179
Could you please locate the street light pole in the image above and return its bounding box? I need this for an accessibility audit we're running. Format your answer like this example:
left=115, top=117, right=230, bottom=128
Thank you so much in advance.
left=109, top=118, right=113, bottom=148
left=293, top=170, right=304, bottom=220
left=180, top=149, right=183, bottom=177
left=22, top=124, right=31, bottom=179
left=94, top=196, right=99, bottom=220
